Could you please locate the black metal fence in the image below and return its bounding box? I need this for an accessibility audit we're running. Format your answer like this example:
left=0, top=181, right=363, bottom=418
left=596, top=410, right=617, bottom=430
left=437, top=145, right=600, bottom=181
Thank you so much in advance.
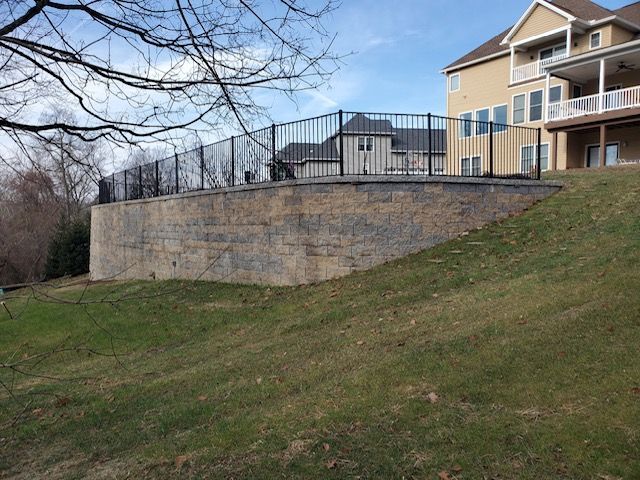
left=98, top=111, right=542, bottom=204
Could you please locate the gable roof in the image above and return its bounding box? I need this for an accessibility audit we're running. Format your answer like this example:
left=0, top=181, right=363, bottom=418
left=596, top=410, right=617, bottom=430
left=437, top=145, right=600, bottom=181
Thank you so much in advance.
left=342, top=113, right=393, bottom=135
left=443, top=0, right=639, bottom=72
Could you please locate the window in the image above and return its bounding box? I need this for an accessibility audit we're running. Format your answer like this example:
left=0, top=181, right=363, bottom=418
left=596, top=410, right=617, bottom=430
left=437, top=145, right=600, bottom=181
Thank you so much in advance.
left=529, top=90, right=543, bottom=122
left=459, top=112, right=472, bottom=138
left=475, top=108, right=490, bottom=135
left=450, top=73, right=460, bottom=92
left=513, top=94, right=526, bottom=124
left=461, top=156, right=481, bottom=176
left=358, top=137, right=374, bottom=152
left=540, top=44, right=567, bottom=61
left=590, top=31, right=602, bottom=49
left=549, top=85, right=562, bottom=104
left=493, top=104, right=508, bottom=132
left=573, top=84, right=583, bottom=99
left=521, top=144, right=550, bottom=173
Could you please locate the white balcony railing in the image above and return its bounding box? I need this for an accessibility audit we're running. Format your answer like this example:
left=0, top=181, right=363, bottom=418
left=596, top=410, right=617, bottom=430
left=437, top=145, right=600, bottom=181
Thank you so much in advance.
left=547, top=85, right=640, bottom=122
left=511, top=54, right=568, bottom=84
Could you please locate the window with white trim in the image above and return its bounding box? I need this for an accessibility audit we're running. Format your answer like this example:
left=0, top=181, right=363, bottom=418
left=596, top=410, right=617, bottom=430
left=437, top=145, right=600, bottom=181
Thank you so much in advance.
left=521, top=144, right=549, bottom=173
left=529, top=90, right=543, bottom=122
left=513, top=94, right=526, bottom=124
left=540, top=44, right=567, bottom=61
left=590, top=31, right=602, bottom=49
left=450, top=73, right=460, bottom=92
left=461, top=156, right=481, bottom=176
left=493, top=104, right=508, bottom=132
left=459, top=112, right=472, bottom=138
left=549, top=85, right=562, bottom=104
left=573, top=84, right=583, bottom=98
left=475, top=108, right=490, bottom=135
left=358, top=137, right=374, bottom=152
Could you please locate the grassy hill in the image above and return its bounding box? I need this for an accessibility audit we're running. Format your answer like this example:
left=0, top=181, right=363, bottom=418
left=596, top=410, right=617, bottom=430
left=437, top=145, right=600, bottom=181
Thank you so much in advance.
left=1, top=167, right=639, bottom=479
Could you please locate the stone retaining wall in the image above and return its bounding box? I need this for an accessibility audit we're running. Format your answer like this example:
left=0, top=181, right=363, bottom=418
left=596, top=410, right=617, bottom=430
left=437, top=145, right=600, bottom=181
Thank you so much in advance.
left=90, top=176, right=561, bottom=285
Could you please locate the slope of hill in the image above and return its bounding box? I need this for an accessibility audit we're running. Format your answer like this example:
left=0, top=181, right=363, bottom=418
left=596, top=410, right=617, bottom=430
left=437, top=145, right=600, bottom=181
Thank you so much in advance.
left=1, top=167, right=639, bottom=479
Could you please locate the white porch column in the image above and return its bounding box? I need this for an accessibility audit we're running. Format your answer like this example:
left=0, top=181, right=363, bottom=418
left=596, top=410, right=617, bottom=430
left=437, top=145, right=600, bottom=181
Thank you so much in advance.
left=566, top=28, right=572, bottom=57
left=599, top=58, right=606, bottom=113
left=510, top=47, right=515, bottom=84
left=545, top=71, right=551, bottom=123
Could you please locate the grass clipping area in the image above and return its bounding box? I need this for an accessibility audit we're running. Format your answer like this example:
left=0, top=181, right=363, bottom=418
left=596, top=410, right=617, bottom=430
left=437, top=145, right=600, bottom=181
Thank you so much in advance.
left=1, top=168, right=639, bottom=479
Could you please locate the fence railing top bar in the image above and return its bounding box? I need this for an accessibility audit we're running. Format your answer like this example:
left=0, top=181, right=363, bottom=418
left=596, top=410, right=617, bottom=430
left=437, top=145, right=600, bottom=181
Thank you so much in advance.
left=270, top=111, right=340, bottom=129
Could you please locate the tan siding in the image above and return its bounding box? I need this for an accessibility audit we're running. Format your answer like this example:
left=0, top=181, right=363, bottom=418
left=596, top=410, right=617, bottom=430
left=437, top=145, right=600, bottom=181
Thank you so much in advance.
left=447, top=54, right=569, bottom=171
left=610, top=24, right=636, bottom=46
left=512, top=5, right=568, bottom=43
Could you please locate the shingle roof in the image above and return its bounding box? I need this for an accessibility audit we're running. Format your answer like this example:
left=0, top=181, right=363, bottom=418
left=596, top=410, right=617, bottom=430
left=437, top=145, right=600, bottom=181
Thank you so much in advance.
left=392, top=128, right=447, bottom=153
left=614, top=1, right=640, bottom=24
left=444, top=0, right=640, bottom=71
left=275, top=137, right=339, bottom=163
left=551, top=0, right=613, bottom=21
left=342, top=113, right=393, bottom=134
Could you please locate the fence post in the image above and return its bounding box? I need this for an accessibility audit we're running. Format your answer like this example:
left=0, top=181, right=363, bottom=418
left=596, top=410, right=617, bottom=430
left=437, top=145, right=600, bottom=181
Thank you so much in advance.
left=427, top=113, right=432, bottom=176
left=489, top=121, right=494, bottom=178
left=155, top=160, right=159, bottom=197
left=338, top=110, right=344, bottom=176
left=138, top=165, right=143, bottom=198
left=231, top=136, right=236, bottom=186
left=536, top=127, right=542, bottom=180
left=124, top=169, right=128, bottom=201
left=174, top=154, right=179, bottom=194
left=271, top=123, right=276, bottom=173
left=111, top=173, right=115, bottom=202
left=199, top=144, right=205, bottom=190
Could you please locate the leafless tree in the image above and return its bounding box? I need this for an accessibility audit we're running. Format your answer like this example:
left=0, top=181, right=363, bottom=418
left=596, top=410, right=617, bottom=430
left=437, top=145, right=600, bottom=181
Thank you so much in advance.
left=27, top=106, right=107, bottom=219
left=0, top=169, right=60, bottom=284
left=0, top=0, right=339, bottom=162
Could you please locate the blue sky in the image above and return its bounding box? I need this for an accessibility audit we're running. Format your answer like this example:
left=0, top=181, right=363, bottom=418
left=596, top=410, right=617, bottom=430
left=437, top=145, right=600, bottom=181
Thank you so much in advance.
left=266, top=0, right=635, bottom=122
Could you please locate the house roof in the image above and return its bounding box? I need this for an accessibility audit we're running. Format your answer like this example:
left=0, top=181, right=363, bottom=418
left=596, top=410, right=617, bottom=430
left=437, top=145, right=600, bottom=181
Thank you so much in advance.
left=614, top=2, right=640, bottom=25
left=342, top=113, right=393, bottom=134
left=443, top=0, right=640, bottom=72
left=393, top=128, right=447, bottom=153
left=275, top=137, right=339, bottom=163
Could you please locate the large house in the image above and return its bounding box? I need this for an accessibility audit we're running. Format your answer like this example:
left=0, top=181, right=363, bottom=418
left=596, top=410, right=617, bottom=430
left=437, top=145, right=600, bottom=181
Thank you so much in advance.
left=275, top=114, right=446, bottom=178
left=443, top=0, right=640, bottom=171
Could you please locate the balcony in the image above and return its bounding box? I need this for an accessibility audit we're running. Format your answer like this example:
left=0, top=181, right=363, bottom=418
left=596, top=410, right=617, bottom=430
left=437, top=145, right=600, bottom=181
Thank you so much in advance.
left=511, top=54, right=568, bottom=84
left=547, top=85, right=640, bottom=123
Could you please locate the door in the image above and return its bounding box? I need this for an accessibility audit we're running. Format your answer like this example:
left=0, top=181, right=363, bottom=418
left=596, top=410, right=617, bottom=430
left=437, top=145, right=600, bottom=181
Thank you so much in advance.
left=586, top=143, right=619, bottom=168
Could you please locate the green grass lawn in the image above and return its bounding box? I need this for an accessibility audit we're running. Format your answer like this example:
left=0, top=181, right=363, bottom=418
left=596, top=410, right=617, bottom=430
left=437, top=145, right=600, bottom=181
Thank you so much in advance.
left=1, top=167, right=639, bottom=479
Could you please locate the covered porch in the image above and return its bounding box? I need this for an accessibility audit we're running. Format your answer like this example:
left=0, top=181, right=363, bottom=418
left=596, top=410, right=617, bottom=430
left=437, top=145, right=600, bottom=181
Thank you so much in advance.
left=548, top=121, right=640, bottom=169
left=544, top=39, right=640, bottom=125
